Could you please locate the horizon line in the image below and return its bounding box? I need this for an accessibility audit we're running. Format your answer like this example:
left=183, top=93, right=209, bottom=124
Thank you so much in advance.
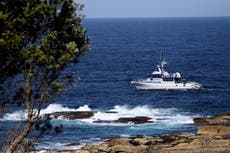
left=83, top=15, right=230, bottom=19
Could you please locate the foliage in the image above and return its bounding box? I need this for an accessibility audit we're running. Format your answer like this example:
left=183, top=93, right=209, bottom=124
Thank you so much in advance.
left=0, top=0, right=90, bottom=152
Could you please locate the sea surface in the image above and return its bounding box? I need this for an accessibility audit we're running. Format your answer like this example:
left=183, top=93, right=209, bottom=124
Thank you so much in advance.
left=1, top=17, right=230, bottom=151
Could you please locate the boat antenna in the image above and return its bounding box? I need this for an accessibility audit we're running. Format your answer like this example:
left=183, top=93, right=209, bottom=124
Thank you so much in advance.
left=163, top=49, right=166, bottom=61
left=160, top=49, right=163, bottom=63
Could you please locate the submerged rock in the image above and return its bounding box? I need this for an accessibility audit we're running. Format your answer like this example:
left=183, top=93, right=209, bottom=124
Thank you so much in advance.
left=93, top=120, right=114, bottom=124
left=63, top=142, right=81, bottom=146
left=93, top=116, right=153, bottom=124
left=116, top=116, right=153, bottom=124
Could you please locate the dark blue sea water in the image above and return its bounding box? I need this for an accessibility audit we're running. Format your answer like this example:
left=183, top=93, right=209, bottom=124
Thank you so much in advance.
left=1, top=17, right=230, bottom=151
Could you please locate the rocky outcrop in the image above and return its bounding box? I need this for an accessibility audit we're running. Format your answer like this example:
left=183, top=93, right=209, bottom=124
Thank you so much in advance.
left=193, top=113, right=230, bottom=126
left=45, top=111, right=153, bottom=124
left=45, top=113, right=230, bottom=153
left=74, top=132, right=230, bottom=153
left=116, top=116, right=153, bottom=124
left=46, top=131, right=230, bottom=153
left=197, top=125, right=230, bottom=136
left=93, top=116, right=153, bottom=124
left=46, top=111, right=95, bottom=120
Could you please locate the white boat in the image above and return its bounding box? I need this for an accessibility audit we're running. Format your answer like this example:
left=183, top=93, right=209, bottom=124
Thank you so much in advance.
left=131, top=60, right=201, bottom=90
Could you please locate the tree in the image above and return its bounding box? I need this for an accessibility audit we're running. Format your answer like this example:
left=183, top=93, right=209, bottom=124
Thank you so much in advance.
left=0, top=0, right=90, bottom=152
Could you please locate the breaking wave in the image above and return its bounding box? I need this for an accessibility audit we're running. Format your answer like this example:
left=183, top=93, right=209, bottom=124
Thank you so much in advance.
left=81, top=105, right=194, bottom=125
left=1, top=104, right=91, bottom=121
left=1, top=104, right=195, bottom=125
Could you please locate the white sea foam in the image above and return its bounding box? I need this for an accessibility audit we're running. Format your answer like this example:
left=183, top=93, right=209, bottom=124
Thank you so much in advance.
left=1, top=104, right=91, bottom=121
left=1, top=104, right=194, bottom=125
left=36, top=142, right=83, bottom=152
left=80, top=105, right=194, bottom=125
left=40, top=104, right=91, bottom=114
left=1, top=110, right=28, bottom=121
left=36, top=138, right=103, bottom=152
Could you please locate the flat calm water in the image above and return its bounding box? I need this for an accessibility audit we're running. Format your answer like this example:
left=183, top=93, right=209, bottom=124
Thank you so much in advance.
left=1, top=17, right=230, bottom=150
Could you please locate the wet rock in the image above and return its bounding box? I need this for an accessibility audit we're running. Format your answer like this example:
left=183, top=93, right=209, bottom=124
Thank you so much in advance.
left=116, top=116, right=153, bottom=124
left=193, top=117, right=210, bottom=125
left=104, top=111, right=118, bottom=114
left=193, top=113, right=230, bottom=126
left=47, top=111, right=95, bottom=120
left=197, top=125, right=230, bottom=136
left=94, top=116, right=153, bottom=124
left=93, top=120, right=114, bottom=124
left=63, top=142, right=81, bottom=146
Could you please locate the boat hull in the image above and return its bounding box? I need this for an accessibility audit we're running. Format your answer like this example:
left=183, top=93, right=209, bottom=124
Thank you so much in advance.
left=131, top=80, right=201, bottom=90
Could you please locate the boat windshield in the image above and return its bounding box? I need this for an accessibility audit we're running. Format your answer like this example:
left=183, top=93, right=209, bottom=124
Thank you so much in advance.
left=150, top=74, right=162, bottom=78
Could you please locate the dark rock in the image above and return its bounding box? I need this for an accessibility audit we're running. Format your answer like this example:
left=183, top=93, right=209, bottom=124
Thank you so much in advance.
left=215, top=113, right=230, bottom=118
left=193, top=117, right=210, bottom=125
left=116, top=116, right=153, bottom=124
left=160, top=135, right=179, bottom=143
left=193, top=113, right=230, bottom=126
left=104, top=111, right=118, bottom=114
left=46, top=111, right=95, bottom=120
left=130, top=135, right=144, bottom=139
left=54, top=124, right=63, bottom=133
left=129, top=139, right=140, bottom=146
left=131, top=138, right=151, bottom=146
left=93, top=120, right=114, bottom=124
left=93, top=116, right=153, bottom=124
left=222, top=134, right=230, bottom=139
left=63, top=142, right=80, bottom=146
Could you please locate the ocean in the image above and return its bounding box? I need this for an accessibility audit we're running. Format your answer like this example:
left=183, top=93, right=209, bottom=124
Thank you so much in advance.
left=1, top=17, right=230, bottom=151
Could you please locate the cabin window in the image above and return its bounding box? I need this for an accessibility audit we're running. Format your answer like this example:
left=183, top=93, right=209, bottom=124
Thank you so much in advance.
left=150, top=74, right=162, bottom=78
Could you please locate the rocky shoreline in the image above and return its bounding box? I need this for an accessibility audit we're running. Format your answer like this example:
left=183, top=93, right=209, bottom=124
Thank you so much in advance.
left=45, top=113, right=230, bottom=153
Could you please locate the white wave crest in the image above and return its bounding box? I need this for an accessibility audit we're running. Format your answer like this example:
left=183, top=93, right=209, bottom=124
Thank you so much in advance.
left=1, top=104, right=91, bottom=121
left=1, top=110, right=28, bottom=121
left=80, top=105, right=194, bottom=125
left=1, top=104, right=195, bottom=125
